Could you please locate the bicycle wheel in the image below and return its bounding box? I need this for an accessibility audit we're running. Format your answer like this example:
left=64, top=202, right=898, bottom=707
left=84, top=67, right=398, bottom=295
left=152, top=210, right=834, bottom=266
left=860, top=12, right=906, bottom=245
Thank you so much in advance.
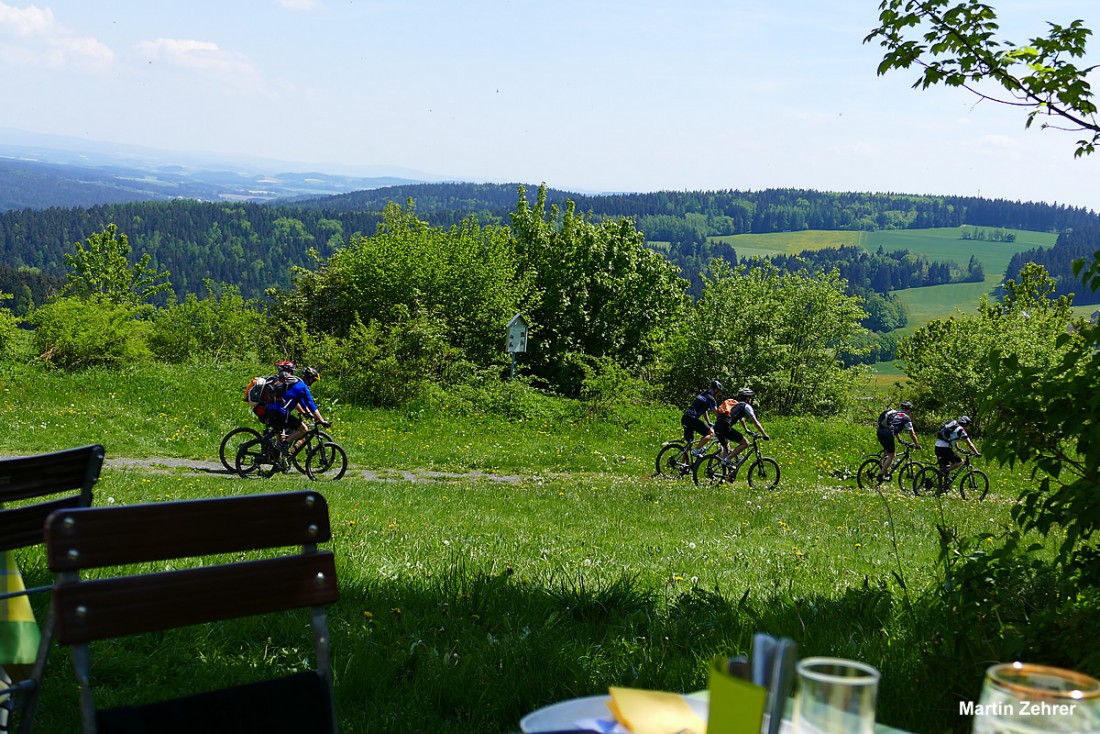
left=959, top=469, right=990, bottom=501
left=912, top=466, right=943, bottom=497
left=219, top=426, right=261, bottom=472
left=307, top=442, right=347, bottom=481
left=290, top=430, right=334, bottom=474
left=856, top=457, right=884, bottom=490
left=235, top=438, right=276, bottom=479
left=693, top=454, right=728, bottom=487
left=655, top=443, right=691, bottom=480
left=747, top=457, right=781, bottom=491
left=896, top=461, right=924, bottom=492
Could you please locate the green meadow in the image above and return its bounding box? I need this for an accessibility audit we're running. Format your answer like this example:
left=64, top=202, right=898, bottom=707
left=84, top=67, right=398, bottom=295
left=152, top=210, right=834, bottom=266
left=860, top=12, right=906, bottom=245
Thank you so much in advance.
left=719, top=227, right=1059, bottom=333
left=2, top=362, right=1055, bottom=734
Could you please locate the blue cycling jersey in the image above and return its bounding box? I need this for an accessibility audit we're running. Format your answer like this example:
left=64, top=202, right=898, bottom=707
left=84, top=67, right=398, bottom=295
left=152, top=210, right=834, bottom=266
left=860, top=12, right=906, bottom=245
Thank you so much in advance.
left=274, top=380, right=318, bottom=415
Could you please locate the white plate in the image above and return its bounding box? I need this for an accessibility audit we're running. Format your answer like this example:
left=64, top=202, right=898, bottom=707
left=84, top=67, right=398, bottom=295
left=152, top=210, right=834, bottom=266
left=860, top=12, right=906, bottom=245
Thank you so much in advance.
left=520, top=693, right=708, bottom=733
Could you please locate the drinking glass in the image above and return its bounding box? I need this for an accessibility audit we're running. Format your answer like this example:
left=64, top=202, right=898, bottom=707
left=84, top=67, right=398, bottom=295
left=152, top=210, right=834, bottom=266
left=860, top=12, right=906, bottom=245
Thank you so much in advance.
left=972, top=662, right=1100, bottom=733
left=793, top=657, right=880, bottom=734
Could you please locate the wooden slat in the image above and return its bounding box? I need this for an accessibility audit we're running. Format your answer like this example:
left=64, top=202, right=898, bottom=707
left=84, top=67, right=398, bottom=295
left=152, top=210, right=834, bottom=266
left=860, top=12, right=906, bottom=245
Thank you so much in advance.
left=45, top=490, right=330, bottom=571
left=0, top=445, right=104, bottom=503
left=53, top=552, right=339, bottom=645
left=0, top=496, right=84, bottom=553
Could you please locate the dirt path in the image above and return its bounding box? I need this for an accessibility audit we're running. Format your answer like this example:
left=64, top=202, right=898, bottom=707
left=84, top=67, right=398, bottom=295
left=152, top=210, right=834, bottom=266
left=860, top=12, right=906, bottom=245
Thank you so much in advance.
left=102, top=455, right=526, bottom=484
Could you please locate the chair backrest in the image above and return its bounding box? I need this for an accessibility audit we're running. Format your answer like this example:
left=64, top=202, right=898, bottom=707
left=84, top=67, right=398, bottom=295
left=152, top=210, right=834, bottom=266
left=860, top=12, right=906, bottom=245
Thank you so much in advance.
left=0, top=445, right=105, bottom=557
left=44, top=489, right=340, bottom=734
left=0, top=445, right=104, bottom=734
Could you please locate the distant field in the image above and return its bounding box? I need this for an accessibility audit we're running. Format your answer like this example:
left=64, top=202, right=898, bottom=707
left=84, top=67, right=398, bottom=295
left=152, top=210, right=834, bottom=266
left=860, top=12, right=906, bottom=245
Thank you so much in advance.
left=712, top=227, right=1058, bottom=331
left=710, top=226, right=1062, bottom=371
left=710, top=230, right=862, bottom=259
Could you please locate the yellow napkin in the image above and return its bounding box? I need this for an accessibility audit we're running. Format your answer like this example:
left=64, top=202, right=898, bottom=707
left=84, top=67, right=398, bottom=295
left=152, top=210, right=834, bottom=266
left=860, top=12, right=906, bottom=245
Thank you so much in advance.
left=607, top=686, right=706, bottom=734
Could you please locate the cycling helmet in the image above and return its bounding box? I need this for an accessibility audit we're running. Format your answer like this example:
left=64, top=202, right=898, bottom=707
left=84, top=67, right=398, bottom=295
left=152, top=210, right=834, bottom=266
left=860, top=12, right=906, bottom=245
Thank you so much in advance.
left=900, top=401, right=914, bottom=411
left=302, top=367, right=320, bottom=382
left=957, top=415, right=972, bottom=426
left=709, top=380, right=723, bottom=392
left=737, top=387, right=755, bottom=400
left=276, top=361, right=296, bottom=373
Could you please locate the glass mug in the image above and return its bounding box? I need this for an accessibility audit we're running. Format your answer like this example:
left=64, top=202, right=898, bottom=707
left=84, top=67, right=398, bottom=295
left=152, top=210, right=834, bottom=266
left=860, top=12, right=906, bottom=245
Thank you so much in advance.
left=972, top=662, right=1100, bottom=733
left=793, top=657, right=880, bottom=734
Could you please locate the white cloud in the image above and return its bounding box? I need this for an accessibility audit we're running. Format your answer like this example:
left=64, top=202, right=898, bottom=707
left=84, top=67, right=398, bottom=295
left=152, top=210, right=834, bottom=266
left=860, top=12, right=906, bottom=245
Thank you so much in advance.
left=135, top=38, right=255, bottom=76
left=0, top=2, right=113, bottom=66
left=0, top=2, right=53, bottom=35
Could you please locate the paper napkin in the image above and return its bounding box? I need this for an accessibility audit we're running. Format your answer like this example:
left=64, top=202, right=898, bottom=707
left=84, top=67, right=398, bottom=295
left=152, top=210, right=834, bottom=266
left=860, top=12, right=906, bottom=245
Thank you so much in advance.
left=607, top=686, right=706, bottom=734
left=708, top=656, right=769, bottom=734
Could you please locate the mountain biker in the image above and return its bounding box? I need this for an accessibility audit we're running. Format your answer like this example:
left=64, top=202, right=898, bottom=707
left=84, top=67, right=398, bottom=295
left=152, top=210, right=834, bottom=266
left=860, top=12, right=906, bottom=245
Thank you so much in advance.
left=714, top=387, right=771, bottom=465
left=877, top=401, right=921, bottom=479
left=934, top=415, right=980, bottom=474
left=266, top=366, right=330, bottom=450
left=681, top=380, right=723, bottom=461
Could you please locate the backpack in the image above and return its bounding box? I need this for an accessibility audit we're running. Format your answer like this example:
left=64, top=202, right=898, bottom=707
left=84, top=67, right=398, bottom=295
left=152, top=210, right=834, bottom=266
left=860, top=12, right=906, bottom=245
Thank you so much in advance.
left=877, top=408, right=898, bottom=429
left=938, top=419, right=960, bottom=442
left=244, top=376, right=272, bottom=406
left=244, top=374, right=300, bottom=406
left=716, top=399, right=741, bottom=420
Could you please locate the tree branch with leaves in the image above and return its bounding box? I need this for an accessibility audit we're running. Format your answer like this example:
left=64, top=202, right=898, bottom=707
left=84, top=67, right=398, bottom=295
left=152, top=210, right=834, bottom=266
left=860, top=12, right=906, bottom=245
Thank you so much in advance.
left=865, top=0, right=1099, bottom=156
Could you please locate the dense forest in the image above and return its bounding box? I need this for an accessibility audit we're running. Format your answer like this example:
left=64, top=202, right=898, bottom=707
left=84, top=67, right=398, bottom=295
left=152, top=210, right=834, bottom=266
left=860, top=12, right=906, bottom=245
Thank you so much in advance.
left=1004, top=225, right=1100, bottom=306
left=0, top=184, right=1097, bottom=317
left=290, top=183, right=1100, bottom=234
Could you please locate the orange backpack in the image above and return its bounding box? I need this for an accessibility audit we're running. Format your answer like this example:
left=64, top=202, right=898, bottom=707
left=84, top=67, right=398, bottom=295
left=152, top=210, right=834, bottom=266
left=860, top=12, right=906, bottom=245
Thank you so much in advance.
left=716, top=399, right=741, bottom=419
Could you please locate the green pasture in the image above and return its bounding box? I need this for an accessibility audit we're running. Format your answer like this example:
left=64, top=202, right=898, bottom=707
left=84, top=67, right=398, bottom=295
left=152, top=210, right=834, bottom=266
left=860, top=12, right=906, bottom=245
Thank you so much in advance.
left=711, top=230, right=862, bottom=259
left=1, top=363, right=1058, bottom=734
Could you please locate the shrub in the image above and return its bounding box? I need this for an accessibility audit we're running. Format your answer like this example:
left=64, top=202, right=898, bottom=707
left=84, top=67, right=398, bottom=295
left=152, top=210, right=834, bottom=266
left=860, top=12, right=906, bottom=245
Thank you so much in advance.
left=149, top=283, right=275, bottom=364
left=29, top=296, right=152, bottom=369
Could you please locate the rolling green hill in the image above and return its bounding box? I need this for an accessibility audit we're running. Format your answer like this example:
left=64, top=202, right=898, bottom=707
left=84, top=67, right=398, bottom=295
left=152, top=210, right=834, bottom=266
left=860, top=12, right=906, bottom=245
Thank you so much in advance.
left=718, top=226, right=1059, bottom=334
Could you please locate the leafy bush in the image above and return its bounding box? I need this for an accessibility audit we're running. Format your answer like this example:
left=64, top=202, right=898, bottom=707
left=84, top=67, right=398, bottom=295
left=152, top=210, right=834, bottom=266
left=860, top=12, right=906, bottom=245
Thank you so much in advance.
left=0, top=293, right=21, bottom=358
left=292, top=307, right=464, bottom=408
left=659, top=260, right=868, bottom=415
left=29, top=296, right=152, bottom=369
left=149, top=283, right=275, bottom=364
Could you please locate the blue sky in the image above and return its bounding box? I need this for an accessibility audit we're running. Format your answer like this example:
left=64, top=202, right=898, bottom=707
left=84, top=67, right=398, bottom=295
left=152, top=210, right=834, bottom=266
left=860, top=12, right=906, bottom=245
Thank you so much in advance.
left=1, top=0, right=1098, bottom=210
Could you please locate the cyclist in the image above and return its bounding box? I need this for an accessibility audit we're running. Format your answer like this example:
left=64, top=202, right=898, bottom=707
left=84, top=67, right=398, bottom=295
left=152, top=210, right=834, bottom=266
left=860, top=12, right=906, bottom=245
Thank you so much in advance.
left=266, top=366, right=330, bottom=451
left=681, top=380, right=723, bottom=461
left=876, top=401, right=921, bottom=479
left=715, top=387, right=771, bottom=465
left=934, top=415, right=980, bottom=475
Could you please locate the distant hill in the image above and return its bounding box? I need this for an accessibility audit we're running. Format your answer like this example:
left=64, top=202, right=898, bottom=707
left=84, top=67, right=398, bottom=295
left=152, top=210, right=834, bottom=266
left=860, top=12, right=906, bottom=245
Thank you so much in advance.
left=1, top=177, right=1098, bottom=318
left=0, top=156, right=425, bottom=212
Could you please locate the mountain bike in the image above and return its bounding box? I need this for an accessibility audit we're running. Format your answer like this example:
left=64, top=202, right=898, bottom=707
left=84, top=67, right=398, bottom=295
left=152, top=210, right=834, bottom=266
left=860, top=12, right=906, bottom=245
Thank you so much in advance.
left=912, top=449, right=988, bottom=500
left=655, top=431, right=720, bottom=480
left=692, top=431, right=781, bottom=490
left=219, top=417, right=332, bottom=472
left=235, top=421, right=347, bottom=480
left=855, top=438, right=924, bottom=492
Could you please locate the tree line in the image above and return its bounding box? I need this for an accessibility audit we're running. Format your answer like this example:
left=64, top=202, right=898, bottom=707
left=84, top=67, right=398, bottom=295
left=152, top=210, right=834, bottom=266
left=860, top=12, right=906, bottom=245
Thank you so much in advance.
left=1004, top=225, right=1100, bottom=306
left=0, top=185, right=1094, bottom=318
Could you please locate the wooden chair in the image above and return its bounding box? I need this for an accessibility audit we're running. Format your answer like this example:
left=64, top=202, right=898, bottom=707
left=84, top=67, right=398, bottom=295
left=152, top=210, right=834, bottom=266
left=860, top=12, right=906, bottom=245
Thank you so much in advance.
left=44, top=489, right=340, bottom=734
left=0, top=444, right=105, bottom=734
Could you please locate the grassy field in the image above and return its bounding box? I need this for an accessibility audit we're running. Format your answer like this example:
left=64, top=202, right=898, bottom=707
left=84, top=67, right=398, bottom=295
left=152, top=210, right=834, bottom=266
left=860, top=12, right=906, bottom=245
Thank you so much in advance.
left=2, top=362, right=1054, bottom=734
left=718, top=227, right=1059, bottom=334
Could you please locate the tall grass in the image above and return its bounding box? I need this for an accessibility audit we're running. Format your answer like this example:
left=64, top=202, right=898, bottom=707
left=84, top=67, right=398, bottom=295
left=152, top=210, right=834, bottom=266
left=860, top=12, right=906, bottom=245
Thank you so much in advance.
left=2, top=363, right=1055, bottom=733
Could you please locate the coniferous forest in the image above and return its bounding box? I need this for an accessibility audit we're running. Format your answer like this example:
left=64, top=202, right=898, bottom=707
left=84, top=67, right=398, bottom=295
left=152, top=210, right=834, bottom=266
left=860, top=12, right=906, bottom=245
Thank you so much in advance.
left=0, top=183, right=1097, bottom=316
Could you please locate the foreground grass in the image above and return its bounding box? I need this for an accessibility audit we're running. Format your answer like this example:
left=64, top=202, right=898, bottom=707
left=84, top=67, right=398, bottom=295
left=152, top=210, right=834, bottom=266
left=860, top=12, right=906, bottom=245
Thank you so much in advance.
left=2, top=363, right=1051, bottom=733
